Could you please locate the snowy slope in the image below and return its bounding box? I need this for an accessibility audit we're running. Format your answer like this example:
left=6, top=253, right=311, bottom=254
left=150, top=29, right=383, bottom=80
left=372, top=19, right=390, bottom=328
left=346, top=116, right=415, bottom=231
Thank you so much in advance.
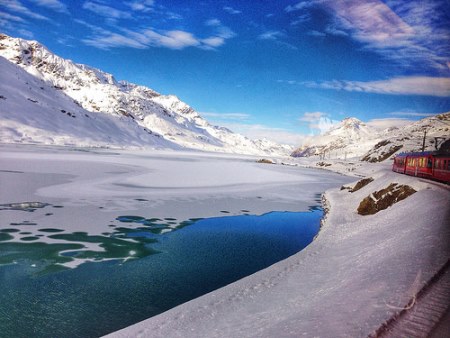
left=0, top=34, right=291, bottom=155
left=291, top=117, right=383, bottom=159
left=107, top=160, right=450, bottom=338
left=361, top=112, right=450, bottom=162
left=291, top=115, right=450, bottom=161
left=0, top=56, right=175, bottom=148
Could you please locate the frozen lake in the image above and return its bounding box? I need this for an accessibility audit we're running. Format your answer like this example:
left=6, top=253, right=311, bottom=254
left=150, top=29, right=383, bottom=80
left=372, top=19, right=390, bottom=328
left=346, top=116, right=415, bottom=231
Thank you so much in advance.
left=0, top=144, right=353, bottom=336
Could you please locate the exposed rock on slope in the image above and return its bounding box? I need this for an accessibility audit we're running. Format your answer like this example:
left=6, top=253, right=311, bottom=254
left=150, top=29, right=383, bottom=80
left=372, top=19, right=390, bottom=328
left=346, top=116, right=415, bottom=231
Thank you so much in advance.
left=361, top=112, right=450, bottom=162
left=357, top=183, right=416, bottom=215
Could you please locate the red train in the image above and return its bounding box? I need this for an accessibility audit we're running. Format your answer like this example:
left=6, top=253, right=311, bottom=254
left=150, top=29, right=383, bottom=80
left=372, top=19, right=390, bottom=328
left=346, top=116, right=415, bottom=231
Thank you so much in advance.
left=392, top=151, right=450, bottom=183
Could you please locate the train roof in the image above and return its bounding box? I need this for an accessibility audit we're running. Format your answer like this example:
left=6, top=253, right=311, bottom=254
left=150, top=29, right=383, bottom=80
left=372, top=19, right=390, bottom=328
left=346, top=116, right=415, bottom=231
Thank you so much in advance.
left=395, top=151, right=450, bottom=158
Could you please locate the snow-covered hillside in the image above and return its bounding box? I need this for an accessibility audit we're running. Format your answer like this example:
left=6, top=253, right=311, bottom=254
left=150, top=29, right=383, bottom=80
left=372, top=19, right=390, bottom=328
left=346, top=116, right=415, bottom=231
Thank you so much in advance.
left=291, top=117, right=383, bottom=159
left=361, top=112, right=450, bottom=162
left=291, top=114, right=450, bottom=161
left=0, top=34, right=291, bottom=155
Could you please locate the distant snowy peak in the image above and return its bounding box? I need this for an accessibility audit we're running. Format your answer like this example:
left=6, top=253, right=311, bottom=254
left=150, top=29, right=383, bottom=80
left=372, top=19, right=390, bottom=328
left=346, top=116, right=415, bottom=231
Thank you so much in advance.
left=0, top=34, right=291, bottom=156
left=290, top=112, right=450, bottom=161
left=323, top=117, right=373, bottom=140
left=291, top=117, right=380, bottom=159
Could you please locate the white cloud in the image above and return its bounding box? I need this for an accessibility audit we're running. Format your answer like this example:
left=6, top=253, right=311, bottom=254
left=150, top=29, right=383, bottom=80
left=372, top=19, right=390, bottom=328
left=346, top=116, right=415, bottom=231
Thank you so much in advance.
left=30, top=0, right=68, bottom=13
left=1, top=0, right=49, bottom=20
left=258, top=30, right=284, bottom=40
left=200, top=112, right=251, bottom=121
left=223, top=6, right=241, bottom=15
left=302, top=76, right=450, bottom=97
left=285, top=0, right=449, bottom=70
left=322, top=0, right=450, bottom=70
left=82, top=32, right=147, bottom=49
left=0, top=11, right=25, bottom=23
left=219, top=122, right=307, bottom=146
left=366, top=118, right=414, bottom=130
left=298, top=112, right=339, bottom=135
left=77, top=18, right=235, bottom=50
left=201, top=37, right=225, bottom=48
left=299, top=112, right=327, bottom=122
left=205, top=18, right=221, bottom=26
left=17, top=28, right=34, bottom=38
left=307, top=30, right=326, bottom=37
left=388, top=111, right=435, bottom=117
left=298, top=112, right=339, bottom=134
left=125, top=0, right=154, bottom=12
left=83, top=1, right=132, bottom=19
left=285, top=1, right=314, bottom=13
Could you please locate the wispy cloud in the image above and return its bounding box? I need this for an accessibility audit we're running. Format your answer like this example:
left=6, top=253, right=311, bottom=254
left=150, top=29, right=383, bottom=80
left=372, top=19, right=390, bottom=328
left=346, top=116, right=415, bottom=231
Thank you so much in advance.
left=388, top=111, right=435, bottom=117
left=223, top=6, right=241, bottom=15
left=0, top=11, right=25, bottom=23
left=83, top=1, right=132, bottom=20
left=258, top=30, right=297, bottom=50
left=30, top=0, right=68, bottom=13
left=1, top=0, right=49, bottom=20
left=125, top=0, right=154, bottom=12
left=201, top=112, right=251, bottom=121
left=204, top=19, right=235, bottom=39
left=286, top=0, right=450, bottom=71
left=79, top=19, right=235, bottom=50
left=298, top=112, right=339, bottom=134
left=366, top=117, right=415, bottom=130
left=258, top=30, right=284, bottom=40
left=17, top=28, right=34, bottom=38
left=285, top=1, right=314, bottom=13
left=302, top=76, right=450, bottom=97
left=219, top=122, right=306, bottom=145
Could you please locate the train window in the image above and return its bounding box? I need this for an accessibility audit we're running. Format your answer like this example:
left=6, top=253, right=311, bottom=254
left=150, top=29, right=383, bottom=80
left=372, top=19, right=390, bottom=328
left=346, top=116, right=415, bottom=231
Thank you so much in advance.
left=427, top=158, right=432, bottom=168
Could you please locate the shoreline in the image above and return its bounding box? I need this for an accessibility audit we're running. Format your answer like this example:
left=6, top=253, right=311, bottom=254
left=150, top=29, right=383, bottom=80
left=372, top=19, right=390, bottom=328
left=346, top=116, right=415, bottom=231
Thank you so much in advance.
left=107, top=163, right=450, bottom=337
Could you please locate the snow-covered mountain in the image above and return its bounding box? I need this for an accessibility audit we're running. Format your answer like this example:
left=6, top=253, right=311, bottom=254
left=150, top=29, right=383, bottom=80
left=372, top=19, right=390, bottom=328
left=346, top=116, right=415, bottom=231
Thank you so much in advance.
left=291, top=117, right=383, bottom=159
left=0, top=34, right=292, bottom=155
left=361, top=112, right=450, bottom=162
left=291, top=114, right=450, bottom=161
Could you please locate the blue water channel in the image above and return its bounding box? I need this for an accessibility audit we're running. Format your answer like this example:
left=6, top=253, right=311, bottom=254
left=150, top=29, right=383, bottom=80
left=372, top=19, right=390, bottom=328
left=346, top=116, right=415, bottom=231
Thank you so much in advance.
left=0, top=209, right=322, bottom=337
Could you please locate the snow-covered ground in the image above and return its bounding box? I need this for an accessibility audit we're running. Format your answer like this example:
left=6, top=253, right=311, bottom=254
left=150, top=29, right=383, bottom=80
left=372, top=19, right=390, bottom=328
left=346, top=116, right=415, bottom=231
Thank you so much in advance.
left=0, top=144, right=350, bottom=269
left=1, top=144, right=448, bottom=337
left=107, top=156, right=450, bottom=337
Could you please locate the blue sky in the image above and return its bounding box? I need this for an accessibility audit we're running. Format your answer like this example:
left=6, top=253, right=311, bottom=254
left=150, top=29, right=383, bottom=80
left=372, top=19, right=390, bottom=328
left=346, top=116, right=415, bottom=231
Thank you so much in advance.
left=1, top=0, right=449, bottom=145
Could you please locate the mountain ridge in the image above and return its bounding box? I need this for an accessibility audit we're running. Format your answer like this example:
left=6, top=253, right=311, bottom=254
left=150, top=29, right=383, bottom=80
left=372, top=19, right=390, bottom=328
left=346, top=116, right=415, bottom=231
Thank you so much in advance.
left=0, top=34, right=292, bottom=156
left=291, top=113, right=450, bottom=161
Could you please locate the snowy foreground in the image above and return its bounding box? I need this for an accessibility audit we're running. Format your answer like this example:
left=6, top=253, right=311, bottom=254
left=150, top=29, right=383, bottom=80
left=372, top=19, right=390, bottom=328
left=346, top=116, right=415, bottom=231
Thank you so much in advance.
left=107, top=158, right=450, bottom=337
left=1, top=144, right=448, bottom=337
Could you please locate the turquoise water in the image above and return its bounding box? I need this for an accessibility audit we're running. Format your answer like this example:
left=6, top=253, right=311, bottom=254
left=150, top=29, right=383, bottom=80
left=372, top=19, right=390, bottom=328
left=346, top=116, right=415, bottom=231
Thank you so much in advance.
left=0, top=210, right=322, bottom=338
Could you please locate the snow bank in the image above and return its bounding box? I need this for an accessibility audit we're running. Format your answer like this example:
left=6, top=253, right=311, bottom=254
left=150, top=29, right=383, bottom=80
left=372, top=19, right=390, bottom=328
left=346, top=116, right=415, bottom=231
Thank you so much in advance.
left=107, top=164, right=450, bottom=337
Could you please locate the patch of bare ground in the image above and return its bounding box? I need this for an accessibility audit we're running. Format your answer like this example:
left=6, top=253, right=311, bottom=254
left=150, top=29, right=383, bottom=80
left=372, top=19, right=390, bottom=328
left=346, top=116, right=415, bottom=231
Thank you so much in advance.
left=341, top=177, right=374, bottom=192
left=256, top=159, right=274, bottom=164
left=357, top=183, right=416, bottom=215
left=316, top=162, right=332, bottom=167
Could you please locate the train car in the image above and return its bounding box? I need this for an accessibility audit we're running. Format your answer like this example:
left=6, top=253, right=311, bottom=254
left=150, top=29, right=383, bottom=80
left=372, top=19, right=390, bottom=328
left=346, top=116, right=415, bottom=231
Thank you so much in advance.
left=404, top=152, right=434, bottom=179
left=392, top=151, right=450, bottom=183
left=392, top=153, right=407, bottom=173
left=433, top=154, right=450, bottom=183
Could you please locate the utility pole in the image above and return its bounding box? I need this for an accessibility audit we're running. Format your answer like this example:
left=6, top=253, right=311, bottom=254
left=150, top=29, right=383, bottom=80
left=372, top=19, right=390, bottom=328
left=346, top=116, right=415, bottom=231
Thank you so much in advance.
left=421, top=129, right=427, bottom=152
